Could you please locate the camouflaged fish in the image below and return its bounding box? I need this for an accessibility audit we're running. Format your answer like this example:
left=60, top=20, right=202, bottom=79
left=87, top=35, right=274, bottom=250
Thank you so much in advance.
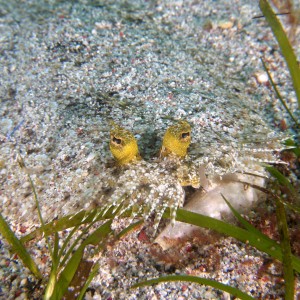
left=103, top=120, right=200, bottom=232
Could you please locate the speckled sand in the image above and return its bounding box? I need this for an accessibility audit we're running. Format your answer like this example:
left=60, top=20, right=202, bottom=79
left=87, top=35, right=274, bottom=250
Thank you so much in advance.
left=0, top=0, right=299, bottom=299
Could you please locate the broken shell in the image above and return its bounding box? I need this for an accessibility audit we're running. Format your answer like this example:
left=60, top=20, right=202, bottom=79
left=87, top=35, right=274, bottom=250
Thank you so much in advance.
left=154, top=172, right=265, bottom=250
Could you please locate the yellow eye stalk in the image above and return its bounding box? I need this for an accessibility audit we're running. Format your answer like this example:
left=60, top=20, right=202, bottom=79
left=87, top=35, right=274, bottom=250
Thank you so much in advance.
left=109, top=120, right=191, bottom=165
left=160, top=120, right=191, bottom=158
left=109, top=124, right=141, bottom=166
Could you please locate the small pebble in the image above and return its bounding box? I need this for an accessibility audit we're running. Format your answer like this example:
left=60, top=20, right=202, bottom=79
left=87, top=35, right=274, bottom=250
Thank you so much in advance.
left=255, top=72, right=269, bottom=84
left=218, top=20, right=234, bottom=29
left=20, top=278, right=27, bottom=286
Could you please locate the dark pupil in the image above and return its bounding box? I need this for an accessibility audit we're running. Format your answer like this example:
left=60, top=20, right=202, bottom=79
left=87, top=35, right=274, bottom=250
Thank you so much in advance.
left=112, top=136, right=122, bottom=144
left=181, top=132, right=190, bottom=139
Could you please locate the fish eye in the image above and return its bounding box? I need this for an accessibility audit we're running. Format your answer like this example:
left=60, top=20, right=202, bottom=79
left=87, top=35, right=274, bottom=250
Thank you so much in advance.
left=181, top=132, right=190, bottom=139
left=112, top=136, right=122, bottom=145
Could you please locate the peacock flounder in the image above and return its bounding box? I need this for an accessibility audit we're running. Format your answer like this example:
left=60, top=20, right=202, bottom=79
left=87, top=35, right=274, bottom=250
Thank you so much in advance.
left=103, top=120, right=200, bottom=232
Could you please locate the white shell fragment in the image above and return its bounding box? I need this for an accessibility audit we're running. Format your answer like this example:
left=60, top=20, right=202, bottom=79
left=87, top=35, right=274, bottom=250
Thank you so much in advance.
left=155, top=171, right=266, bottom=250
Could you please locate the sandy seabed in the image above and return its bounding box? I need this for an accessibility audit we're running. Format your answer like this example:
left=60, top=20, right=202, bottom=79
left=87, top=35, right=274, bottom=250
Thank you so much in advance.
left=0, top=0, right=299, bottom=299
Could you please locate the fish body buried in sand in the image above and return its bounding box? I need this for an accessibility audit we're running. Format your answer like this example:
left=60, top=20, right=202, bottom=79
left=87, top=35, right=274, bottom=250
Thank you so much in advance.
left=107, top=120, right=267, bottom=249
